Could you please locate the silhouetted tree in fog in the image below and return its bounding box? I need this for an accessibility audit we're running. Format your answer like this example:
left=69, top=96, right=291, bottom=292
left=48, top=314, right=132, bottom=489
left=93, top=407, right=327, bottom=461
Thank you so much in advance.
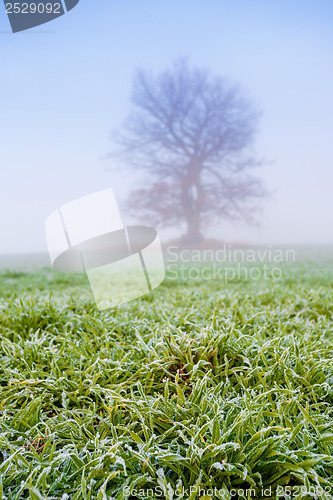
left=117, top=60, right=266, bottom=243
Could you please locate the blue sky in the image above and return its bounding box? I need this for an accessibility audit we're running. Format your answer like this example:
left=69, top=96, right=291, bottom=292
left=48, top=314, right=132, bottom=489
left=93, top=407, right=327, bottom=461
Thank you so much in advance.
left=1, top=0, right=333, bottom=253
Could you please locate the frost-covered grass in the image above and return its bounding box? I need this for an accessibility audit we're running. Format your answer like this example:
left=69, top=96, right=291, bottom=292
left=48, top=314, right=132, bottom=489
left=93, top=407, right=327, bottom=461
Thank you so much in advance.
left=0, top=262, right=333, bottom=499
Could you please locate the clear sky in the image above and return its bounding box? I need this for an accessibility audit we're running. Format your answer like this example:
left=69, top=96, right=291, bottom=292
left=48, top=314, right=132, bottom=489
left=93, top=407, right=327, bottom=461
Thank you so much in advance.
left=1, top=0, right=333, bottom=254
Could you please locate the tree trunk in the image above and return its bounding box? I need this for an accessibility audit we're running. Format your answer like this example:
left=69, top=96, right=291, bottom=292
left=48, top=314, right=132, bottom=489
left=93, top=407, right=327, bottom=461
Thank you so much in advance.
left=180, top=161, right=204, bottom=245
left=182, top=212, right=203, bottom=244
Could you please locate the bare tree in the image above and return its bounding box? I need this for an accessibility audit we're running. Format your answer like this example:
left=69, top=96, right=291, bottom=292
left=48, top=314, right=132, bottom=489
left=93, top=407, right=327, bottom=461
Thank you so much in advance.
left=116, top=60, right=266, bottom=243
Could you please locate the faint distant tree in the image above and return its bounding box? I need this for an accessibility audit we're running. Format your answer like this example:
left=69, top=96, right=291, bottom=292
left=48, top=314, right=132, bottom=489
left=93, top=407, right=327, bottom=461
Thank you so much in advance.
left=116, top=59, right=266, bottom=243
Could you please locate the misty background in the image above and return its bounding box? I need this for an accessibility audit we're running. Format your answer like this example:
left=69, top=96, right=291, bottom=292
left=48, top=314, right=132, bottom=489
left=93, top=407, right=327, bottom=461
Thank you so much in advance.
left=1, top=0, right=333, bottom=257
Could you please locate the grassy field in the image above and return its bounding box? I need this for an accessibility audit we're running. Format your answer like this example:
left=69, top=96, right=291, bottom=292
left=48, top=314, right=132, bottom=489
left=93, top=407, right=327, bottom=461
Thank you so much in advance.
left=0, top=258, right=333, bottom=499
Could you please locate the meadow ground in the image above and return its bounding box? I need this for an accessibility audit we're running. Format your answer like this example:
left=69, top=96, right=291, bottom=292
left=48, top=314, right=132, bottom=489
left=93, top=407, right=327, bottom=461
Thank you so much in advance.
left=0, top=255, right=333, bottom=499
